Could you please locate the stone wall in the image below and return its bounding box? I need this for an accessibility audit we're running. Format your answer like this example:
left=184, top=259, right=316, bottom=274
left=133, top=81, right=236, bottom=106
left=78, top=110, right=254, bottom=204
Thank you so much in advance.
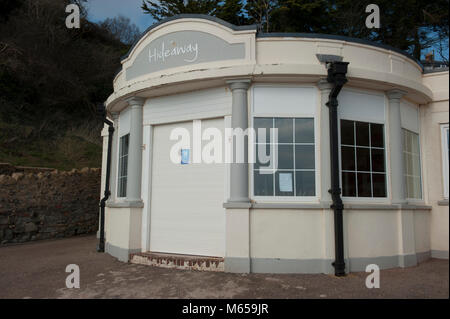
left=0, top=165, right=100, bottom=244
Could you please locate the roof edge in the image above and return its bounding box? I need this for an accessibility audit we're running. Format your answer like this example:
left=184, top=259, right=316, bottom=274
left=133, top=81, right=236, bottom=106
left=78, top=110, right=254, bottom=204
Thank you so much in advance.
left=257, top=32, right=423, bottom=71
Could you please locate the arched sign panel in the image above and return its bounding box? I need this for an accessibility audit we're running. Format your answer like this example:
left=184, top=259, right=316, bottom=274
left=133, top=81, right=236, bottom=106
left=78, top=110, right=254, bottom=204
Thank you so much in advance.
left=126, top=30, right=246, bottom=81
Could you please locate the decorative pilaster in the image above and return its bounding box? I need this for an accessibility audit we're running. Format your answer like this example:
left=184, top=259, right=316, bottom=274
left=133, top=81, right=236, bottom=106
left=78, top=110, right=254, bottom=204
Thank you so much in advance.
left=387, top=89, right=407, bottom=204
left=226, top=79, right=251, bottom=205
left=125, top=97, right=145, bottom=203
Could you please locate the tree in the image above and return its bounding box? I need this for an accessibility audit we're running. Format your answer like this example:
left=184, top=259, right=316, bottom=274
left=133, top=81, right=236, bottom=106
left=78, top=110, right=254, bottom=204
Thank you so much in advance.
left=141, top=0, right=221, bottom=21
left=269, top=0, right=331, bottom=33
left=245, top=0, right=278, bottom=32
left=215, top=0, right=247, bottom=26
left=99, top=15, right=141, bottom=45
left=329, top=0, right=449, bottom=61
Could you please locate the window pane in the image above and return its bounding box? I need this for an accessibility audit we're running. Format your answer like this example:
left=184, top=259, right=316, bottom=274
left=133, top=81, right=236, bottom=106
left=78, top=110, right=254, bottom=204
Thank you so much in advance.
left=341, top=120, right=354, bottom=145
left=295, top=145, right=315, bottom=169
left=356, top=147, right=371, bottom=171
left=341, top=146, right=355, bottom=171
left=254, top=118, right=272, bottom=143
left=357, top=173, right=372, bottom=197
left=403, top=129, right=422, bottom=199
left=411, top=132, right=420, bottom=154
left=370, top=123, right=384, bottom=148
left=296, top=171, right=315, bottom=196
left=295, top=118, right=314, bottom=143
left=275, top=118, right=293, bottom=143
left=356, top=122, right=370, bottom=146
left=372, top=174, right=386, bottom=197
left=275, top=171, right=294, bottom=196
left=412, top=176, right=422, bottom=199
left=254, top=170, right=274, bottom=196
left=406, top=175, right=414, bottom=199
left=342, top=172, right=356, bottom=197
left=412, top=155, right=420, bottom=176
left=405, top=153, right=412, bottom=175
left=277, top=145, right=294, bottom=169
left=371, top=148, right=385, bottom=172
left=117, top=134, right=129, bottom=197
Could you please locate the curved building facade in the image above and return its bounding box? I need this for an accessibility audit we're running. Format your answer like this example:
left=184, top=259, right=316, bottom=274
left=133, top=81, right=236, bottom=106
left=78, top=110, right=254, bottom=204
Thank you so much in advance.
left=101, top=15, right=449, bottom=273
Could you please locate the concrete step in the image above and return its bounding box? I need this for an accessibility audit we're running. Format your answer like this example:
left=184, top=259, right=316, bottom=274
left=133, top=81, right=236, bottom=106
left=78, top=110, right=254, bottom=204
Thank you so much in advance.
left=130, top=251, right=224, bottom=272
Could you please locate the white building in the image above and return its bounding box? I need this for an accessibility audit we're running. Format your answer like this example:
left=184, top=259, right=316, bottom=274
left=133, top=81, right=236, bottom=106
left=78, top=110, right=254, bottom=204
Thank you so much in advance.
left=100, top=15, right=449, bottom=274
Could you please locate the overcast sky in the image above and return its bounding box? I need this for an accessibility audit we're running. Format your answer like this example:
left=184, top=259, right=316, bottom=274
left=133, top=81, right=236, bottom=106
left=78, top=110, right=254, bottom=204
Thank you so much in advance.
left=86, top=0, right=155, bottom=31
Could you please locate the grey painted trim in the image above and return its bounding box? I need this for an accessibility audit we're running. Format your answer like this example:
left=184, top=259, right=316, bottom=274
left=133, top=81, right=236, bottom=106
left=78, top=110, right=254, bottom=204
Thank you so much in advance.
left=416, top=250, right=431, bottom=263
left=423, top=67, right=449, bottom=74
left=251, top=202, right=330, bottom=209
left=316, top=54, right=343, bottom=63
left=400, top=204, right=432, bottom=210
left=223, top=202, right=252, bottom=209
left=250, top=258, right=334, bottom=274
left=106, top=200, right=144, bottom=208
left=121, top=14, right=257, bottom=62
left=225, top=257, right=250, bottom=273
left=258, top=32, right=423, bottom=70
left=344, top=203, right=431, bottom=210
left=437, top=199, right=449, bottom=206
left=431, top=250, right=449, bottom=260
left=398, top=254, right=418, bottom=268
left=225, top=252, right=431, bottom=273
left=105, top=243, right=140, bottom=262
left=247, top=202, right=431, bottom=210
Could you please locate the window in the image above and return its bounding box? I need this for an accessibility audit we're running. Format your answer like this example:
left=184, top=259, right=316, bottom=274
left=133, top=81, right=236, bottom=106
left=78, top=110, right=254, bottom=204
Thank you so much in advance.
left=442, top=124, right=449, bottom=199
left=403, top=129, right=422, bottom=199
left=340, top=120, right=386, bottom=198
left=253, top=117, right=315, bottom=197
left=117, top=134, right=129, bottom=198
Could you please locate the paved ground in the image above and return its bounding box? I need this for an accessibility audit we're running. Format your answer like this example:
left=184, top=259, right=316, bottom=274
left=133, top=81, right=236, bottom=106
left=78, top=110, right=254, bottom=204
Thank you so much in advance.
left=0, top=235, right=448, bottom=299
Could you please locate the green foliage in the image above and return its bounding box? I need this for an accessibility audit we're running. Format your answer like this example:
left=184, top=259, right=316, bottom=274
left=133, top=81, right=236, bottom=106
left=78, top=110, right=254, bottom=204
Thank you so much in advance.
left=0, top=0, right=127, bottom=168
left=142, top=0, right=449, bottom=61
left=141, top=0, right=222, bottom=20
left=215, top=0, right=248, bottom=25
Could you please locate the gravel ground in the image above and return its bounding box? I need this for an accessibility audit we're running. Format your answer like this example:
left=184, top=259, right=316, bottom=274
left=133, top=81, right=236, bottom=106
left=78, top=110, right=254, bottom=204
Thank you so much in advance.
left=0, top=235, right=448, bottom=299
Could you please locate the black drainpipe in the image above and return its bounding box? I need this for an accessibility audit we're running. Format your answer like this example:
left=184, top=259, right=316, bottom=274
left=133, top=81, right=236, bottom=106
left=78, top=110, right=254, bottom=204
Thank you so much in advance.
left=97, top=103, right=114, bottom=253
left=326, top=61, right=349, bottom=276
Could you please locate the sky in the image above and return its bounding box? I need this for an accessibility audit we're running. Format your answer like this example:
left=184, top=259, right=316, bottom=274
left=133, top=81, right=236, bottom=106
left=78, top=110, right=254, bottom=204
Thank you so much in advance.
left=86, top=0, right=155, bottom=31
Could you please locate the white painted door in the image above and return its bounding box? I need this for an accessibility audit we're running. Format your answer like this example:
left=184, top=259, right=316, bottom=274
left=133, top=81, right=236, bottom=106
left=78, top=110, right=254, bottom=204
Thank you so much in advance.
left=150, top=118, right=226, bottom=257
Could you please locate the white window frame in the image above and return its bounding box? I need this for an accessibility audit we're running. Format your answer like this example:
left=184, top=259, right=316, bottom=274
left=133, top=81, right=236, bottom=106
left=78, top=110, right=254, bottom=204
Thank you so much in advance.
left=117, top=133, right=129, bottom=199
left=250, top=84, right=320, bottom=203
left=338, top=88, right=390, bottom=203
left=403, top=129, right=423, bottom=201
left=441, top=124, right=449, bottom=199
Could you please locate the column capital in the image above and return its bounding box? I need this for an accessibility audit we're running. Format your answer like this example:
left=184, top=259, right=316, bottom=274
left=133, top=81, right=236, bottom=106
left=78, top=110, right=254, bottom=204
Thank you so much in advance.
left=317, top=79, right=333, bottom=91
left=110, top=112, right=119, bottom=120
left=226, top=78, right=251, bottom=91
left=386, top=89, right=407, bottom=101
left=125, top=96, right=145, bottom=107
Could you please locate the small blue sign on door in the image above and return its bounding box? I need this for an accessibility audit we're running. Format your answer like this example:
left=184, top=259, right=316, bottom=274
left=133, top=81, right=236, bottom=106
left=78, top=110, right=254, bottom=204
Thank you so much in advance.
left=181, top=149, right=190, bottom=164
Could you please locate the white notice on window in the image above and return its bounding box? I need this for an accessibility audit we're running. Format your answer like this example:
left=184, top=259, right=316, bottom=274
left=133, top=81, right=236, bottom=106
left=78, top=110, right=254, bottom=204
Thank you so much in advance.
left=279, top=173, right=293, bottom=192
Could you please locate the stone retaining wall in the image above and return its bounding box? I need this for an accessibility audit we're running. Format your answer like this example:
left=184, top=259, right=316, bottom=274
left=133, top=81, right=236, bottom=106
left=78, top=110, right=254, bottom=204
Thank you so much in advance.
left=0, top=165, right=100, bottom=244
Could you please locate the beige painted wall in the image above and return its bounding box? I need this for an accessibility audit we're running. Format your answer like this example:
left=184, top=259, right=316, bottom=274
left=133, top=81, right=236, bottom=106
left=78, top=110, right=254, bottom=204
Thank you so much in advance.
left=105, top=207, right=142, bottom=259
left=421, top=71, right=449, bottom=256
left=248, top=208, right=429, bottom=261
